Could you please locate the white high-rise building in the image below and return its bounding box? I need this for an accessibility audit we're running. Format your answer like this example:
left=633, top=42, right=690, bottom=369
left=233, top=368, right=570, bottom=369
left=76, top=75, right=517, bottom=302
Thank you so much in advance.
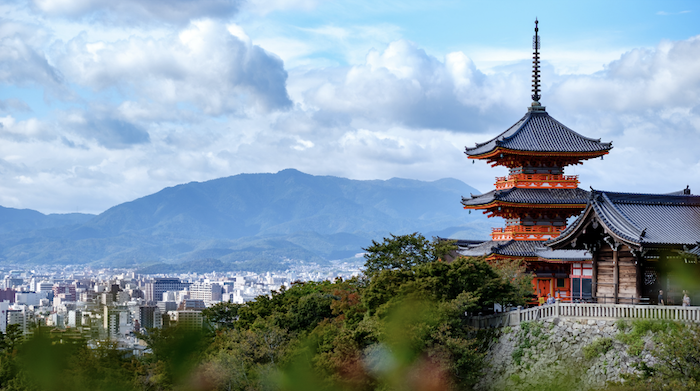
left=189, top=283, right=222, bottom=304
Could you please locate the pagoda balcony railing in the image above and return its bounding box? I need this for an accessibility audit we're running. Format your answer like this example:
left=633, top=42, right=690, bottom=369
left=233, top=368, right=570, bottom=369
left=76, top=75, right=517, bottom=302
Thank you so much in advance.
left=491, top=225, right=566, bottom=241
left=495, top=174, right=579, bottom=190
left=491, top=226, right=566, bottom=234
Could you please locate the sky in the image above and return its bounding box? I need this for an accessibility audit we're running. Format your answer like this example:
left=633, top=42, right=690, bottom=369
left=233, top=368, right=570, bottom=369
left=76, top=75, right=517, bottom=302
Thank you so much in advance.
left=0, top=0, right=699, bottom=214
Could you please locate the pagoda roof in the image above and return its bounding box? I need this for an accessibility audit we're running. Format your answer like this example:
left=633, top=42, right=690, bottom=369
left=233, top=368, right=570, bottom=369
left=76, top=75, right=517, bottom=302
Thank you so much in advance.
left=465, top=108, right=612, bottom=158
left=462, top=187, right=590, bottom=208
left=548, top=189, right=700, bottom=248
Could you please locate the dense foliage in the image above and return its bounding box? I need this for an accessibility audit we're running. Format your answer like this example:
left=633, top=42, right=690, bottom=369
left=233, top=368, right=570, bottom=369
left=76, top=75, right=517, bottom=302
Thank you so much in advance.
left=6, top=234, right=698, bottom=391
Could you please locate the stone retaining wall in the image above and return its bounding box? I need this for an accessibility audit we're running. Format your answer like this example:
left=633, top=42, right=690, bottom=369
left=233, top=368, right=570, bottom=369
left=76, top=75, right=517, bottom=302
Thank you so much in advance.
left=477, top=317, right=658, bottom=391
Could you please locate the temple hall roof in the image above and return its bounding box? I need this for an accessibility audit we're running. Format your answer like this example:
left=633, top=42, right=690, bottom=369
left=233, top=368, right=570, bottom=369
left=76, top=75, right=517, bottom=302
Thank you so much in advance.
left=458, top=239, right=541, bottom=258
left=548, top=189, right=700, bottom=248
left=465, top=108, right=612, bottom=157
left=462, top=187, right=590, bottom=207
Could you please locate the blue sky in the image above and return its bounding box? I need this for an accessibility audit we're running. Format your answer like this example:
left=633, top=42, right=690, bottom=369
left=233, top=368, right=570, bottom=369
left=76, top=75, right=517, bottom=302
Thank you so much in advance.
left=0, top=0, right=699, bottom=214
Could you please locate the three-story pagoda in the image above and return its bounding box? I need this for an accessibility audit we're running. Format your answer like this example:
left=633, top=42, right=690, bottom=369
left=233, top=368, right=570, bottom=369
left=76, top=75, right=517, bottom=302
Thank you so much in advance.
left=458, top=20, right=612, bottom=301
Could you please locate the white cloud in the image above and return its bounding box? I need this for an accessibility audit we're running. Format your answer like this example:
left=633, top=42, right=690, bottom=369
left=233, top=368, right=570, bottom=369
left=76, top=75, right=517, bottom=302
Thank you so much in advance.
left=0, top=19, right=68, bottom=97
left=551, top=36, right=700, bottom=113
left=296, top=39, right=525, bottom=132
left=52, top=20, right=292, bottom=117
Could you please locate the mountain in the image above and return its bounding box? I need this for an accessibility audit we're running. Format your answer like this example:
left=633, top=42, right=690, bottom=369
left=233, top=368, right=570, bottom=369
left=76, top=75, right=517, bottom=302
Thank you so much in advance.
left=0, top=169, right=490, bottom=268
left=0, top=206, right=94, bottom=234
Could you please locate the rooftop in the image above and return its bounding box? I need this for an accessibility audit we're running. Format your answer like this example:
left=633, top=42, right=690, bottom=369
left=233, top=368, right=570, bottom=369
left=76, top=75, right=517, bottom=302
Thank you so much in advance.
left=462, top=187, right=590, bottom=208
left=464, top=108, right=612, bottom=158
left=548, top=189, right=700, bottom=247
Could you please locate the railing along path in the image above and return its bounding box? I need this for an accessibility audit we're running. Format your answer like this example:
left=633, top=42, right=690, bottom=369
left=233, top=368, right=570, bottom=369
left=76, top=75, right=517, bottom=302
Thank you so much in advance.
left=468, top=301, right=700, bottom=329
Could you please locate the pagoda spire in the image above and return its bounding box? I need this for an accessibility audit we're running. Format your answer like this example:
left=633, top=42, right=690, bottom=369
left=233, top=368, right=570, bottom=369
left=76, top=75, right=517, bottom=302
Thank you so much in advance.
left=531, top=18, right=541, bottom=104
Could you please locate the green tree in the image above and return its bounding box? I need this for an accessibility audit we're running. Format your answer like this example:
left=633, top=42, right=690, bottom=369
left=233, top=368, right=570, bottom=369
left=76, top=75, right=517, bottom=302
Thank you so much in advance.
left=363, top=256, right=516, bottom=316
left=202, top=301, right=241, bottom=330
left=362, top=233, right=456, bottom=277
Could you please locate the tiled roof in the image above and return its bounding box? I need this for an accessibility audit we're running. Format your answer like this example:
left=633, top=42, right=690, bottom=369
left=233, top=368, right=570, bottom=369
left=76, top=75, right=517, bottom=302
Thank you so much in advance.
left=688, top=245, right=700, bottom=257
left=462, top=187, right=590, bottom=207
left=536, top=248, right=592, bottom=261
left=549, top=189, right=700, bottom=247
left=465, top=109, right=612, bottom=156
left=457, top=240, right=541, bottom=258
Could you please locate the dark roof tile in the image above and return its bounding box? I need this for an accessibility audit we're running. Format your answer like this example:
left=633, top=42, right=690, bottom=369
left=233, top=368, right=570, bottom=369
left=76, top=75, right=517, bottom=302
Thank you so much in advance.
left=462, top=187, right=590, bottom=207
left=465, top=110, right=612, bottom=156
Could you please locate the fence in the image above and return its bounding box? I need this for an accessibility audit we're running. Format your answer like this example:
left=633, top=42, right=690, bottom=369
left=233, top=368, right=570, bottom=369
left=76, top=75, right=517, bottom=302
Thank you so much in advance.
left=467, top=301, right=700, bottom=328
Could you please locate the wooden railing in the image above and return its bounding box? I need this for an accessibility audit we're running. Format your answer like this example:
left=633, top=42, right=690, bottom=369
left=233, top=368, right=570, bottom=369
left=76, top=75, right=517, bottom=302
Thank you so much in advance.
left=467, top=301, right=700, bottom=328
left=491, top=226, right=565, bottom=234
left=495, top=174, right=578, bottom=182
left=494, top=174, right=579, bottom=190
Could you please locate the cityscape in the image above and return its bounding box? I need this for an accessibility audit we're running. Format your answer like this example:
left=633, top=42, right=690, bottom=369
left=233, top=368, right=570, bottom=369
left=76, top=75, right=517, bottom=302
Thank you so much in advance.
left=0, top=258, right=364, bottom=353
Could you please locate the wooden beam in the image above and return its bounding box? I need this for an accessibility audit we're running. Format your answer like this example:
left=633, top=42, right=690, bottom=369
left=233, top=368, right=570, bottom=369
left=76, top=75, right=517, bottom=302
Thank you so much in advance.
left=592, top=252, right=598, bottom=301
left=613, top=248, right=619, bottom=304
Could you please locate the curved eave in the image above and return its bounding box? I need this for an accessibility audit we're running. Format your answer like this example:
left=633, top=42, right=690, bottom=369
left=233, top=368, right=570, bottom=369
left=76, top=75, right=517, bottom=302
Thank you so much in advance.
left=489, top=254, right=540, bottom=261
left=466, top=147, right=611, bottom=161
left=462, top=201, right=587, bottom=210
left=546, top=199, right=642, bottom=250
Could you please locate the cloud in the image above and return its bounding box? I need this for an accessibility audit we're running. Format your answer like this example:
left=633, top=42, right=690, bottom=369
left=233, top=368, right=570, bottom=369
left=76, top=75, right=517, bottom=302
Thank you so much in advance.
left=0, top=98, right=31, bottom=113
left=52, top=20, right=292, bottom=117
left=60, top=109, right=150, bottom=149
left=29, top=0, right=242, bottom=26
left=0, top=115, right=54, bottom=142
left=0, top=19, right=66, bottom=95
left=551, top=36, right=700, bottom=114
left=296, top=39, right=528, bottom=132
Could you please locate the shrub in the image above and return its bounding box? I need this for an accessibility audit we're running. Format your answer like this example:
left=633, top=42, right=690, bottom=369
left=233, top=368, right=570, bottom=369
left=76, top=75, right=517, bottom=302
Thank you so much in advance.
left=583, top=337, right=613, bottom=360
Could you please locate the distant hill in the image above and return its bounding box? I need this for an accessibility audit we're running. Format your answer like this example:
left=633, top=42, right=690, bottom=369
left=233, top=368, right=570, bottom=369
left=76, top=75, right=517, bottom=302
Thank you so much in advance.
left=0, top=206, right=94, bottom=233
left=0, top=169, right=490, bottom=269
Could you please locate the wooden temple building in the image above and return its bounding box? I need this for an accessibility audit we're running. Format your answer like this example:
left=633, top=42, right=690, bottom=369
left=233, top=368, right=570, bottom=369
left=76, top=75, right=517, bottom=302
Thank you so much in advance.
left=457, top=20, right=612, bottom=302
left=545, top=189, right=700, bottom=305
left=456, top=20, right=700, bottom=305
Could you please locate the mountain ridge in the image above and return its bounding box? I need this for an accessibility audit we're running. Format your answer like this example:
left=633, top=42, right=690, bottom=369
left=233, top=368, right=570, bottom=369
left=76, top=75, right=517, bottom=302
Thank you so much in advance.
left=0, top=169, right=490, bottom=268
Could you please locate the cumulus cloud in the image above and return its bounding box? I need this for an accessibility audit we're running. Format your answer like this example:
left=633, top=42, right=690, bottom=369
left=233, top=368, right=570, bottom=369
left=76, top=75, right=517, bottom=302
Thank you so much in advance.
left=52, top=20, right=292, bottom=117
left=551, top=36, right=700, bottom=113
left=29, top=0, right=242, bottom=26
left=0, top=19, right=66, bottom=95
left=0, top=116, right=54, bottom=142
left=297, top=40, right=528, bottom=132
left=61, top=111, right=150, bottom=149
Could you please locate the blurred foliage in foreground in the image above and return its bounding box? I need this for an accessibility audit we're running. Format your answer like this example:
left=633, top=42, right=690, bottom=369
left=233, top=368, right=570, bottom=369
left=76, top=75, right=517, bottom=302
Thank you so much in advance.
left=0, top=234, right=697, bottom=390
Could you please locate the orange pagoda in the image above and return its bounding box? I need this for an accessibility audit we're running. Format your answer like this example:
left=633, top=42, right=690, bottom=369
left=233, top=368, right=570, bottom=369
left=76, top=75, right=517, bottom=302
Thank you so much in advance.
left=458, top=20, right=612, bottom=302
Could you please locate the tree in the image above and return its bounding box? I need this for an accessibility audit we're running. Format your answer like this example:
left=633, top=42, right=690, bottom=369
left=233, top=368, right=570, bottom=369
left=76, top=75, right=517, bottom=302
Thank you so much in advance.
left=202, top=301, right=241, bottom=330
left=362, top=233, right=456, bottom=277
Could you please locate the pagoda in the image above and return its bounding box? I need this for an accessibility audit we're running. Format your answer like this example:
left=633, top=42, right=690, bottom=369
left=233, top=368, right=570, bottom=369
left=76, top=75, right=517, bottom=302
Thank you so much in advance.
left=458, top=20, right=612, bottom=302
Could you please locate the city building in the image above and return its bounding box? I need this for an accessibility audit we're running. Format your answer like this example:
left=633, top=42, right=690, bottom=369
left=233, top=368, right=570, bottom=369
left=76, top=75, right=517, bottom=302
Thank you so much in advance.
left=145, top=278, right=191, bottom=303
left=174, top=311, right=203, bottom=331
left=138, top=306, right=162, bottom=330
left=189, top=282, right=222, bottom=303
left=0, top=289, right=15, bottom=303
left=52, top=283, right=76, bottom=302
